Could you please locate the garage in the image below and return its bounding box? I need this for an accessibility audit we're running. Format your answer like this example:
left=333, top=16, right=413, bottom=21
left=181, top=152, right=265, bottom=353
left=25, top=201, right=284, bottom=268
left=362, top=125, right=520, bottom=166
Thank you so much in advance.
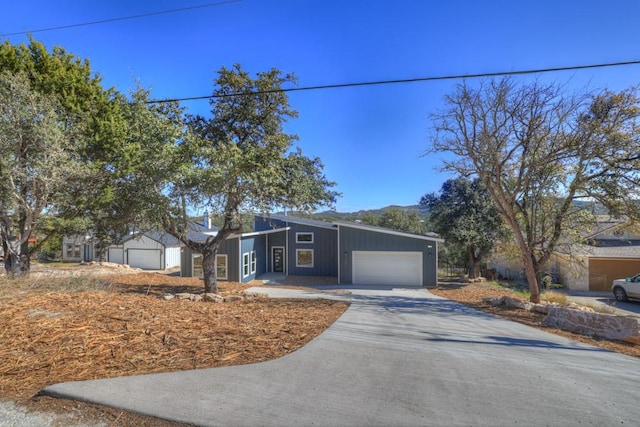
left=128, top=249, right=162, bottom=270
left=108, top=247, right=124, bottom=264
left=589, top=258, right=640, bottom=291
left=352, top=251, right=422, bottom=287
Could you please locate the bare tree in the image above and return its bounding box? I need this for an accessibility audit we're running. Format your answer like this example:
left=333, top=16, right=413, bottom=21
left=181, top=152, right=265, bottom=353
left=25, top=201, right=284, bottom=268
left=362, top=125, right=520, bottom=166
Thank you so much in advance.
left=427, top=78, right=640, bottom=302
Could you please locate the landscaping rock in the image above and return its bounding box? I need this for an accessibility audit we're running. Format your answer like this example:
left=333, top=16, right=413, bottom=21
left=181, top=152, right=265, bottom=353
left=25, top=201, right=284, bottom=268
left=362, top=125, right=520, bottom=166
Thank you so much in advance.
left=482, top=296, right=505, bottom=306
left=504, top=297, right=526, bottom=309
left=224, top=295, right=244, bottom=303
left=204, top=293, right=224, bottom=303
left=543, top=307, right=640, bottom=340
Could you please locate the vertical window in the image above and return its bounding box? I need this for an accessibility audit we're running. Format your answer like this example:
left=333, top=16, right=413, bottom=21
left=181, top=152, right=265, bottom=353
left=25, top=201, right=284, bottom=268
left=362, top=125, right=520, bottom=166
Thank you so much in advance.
left=296, top=249, right=314, bottom=268
left=250, top=251, right=257, bottom=274
left=216, top=255, right=228, bottom=280
left=193, top=254, right=203, bottom=279
left=296, top=232, right=314, bottom=243
left=243, top=253, right=250, bottom=277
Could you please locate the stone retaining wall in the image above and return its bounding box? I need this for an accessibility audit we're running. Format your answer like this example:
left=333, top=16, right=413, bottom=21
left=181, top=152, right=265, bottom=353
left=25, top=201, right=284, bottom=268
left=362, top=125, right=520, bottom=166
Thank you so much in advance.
left=542, top=307, right=640, bottom=340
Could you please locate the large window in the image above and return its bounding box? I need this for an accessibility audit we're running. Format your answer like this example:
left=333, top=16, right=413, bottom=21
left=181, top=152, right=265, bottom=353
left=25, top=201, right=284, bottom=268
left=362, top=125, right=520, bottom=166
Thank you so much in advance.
left=243, top=253, right=250, bottom=277
left=296, top=232, right=314, bottom=243
left=296, top=249, right=314, bottom=268
left=193, top=254, right=228, bottom=280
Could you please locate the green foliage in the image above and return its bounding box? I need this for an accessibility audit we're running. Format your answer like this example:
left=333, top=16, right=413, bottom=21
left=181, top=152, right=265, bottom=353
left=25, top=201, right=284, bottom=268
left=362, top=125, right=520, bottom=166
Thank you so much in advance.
left=142, top=64, right=340, bottom=292
left=0, top=38, right=130, bottom=275
left=359, top=207, right=427, bottom=234
left=421, top=178, right=507, bottom=276
left=427, top=77, right=640, bottom=300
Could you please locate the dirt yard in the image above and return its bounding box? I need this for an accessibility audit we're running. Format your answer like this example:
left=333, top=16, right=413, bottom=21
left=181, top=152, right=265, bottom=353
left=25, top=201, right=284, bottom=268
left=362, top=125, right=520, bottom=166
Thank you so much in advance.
left=1, top=265, right=638, bottom=426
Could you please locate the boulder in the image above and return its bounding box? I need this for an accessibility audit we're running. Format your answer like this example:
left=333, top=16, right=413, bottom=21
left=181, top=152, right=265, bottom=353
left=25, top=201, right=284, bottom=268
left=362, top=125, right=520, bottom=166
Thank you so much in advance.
left=543, top=307, right=640, bottom=340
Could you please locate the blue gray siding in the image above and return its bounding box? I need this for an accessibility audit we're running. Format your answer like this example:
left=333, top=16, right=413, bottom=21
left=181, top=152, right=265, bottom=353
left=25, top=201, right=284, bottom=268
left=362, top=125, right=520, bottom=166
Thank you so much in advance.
left=338, top=226, right=438, bottom=287
left=286, top=223, right=338, bottom=277
left=239, top=235, right=267, bottom=282
left=265, top=230, right=287, bottom=273
left=180, top=238, right=240, bottom=281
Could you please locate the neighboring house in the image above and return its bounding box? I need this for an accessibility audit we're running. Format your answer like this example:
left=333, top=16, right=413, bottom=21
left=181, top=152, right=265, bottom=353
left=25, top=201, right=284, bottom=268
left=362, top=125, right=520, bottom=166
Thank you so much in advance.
left=107, top=230, right=182, bottom=270
left=62, top=235, right=99, bottom=262
left=181, top=214, right=443, bottom=287
left=489, top=218, right=640, bottom=292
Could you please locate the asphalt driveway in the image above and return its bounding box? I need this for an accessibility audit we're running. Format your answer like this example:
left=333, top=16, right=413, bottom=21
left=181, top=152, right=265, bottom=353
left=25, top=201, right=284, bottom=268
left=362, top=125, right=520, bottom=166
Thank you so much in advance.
left=43, top=287, right=639, bottom=426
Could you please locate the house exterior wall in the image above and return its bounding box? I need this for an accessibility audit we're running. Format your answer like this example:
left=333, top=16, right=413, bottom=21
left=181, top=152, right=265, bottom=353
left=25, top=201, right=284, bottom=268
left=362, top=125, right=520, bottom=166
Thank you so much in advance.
left=180, top=238, right=240, bottom=281
left=338, top=226, right=438, bottom=287
left=62, top=235, right=96, bottom=262
left=239, top=235, right=267, bottom=282
left=164, top=247, right=181, bottom=269
left=286, top=223, right=338, bottom=277
left=265, top=230, right=286, bottom=273
left=123, top=235, right=165, bottom=270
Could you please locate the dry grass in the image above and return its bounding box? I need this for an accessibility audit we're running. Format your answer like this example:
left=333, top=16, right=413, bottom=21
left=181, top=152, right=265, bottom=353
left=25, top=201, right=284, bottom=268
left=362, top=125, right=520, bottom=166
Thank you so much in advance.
left=541, top=290, right=568, bottom=305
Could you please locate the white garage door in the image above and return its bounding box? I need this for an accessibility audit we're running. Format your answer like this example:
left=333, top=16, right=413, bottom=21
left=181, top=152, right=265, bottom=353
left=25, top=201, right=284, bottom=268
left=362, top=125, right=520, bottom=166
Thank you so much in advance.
left=128, top=249, right=162, bottom=270
left=108, top=247, right=124, bottom=264
left=352, top=251, right=422, bottom=287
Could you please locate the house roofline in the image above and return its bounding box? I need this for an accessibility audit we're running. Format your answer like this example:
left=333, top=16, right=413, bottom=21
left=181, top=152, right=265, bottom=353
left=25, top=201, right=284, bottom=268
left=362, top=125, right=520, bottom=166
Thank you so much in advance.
left=333, top=220, right=444, bottom=243
left=259, top=213, right=337, bottom=230
left=230, top=227, right=291, bottom=239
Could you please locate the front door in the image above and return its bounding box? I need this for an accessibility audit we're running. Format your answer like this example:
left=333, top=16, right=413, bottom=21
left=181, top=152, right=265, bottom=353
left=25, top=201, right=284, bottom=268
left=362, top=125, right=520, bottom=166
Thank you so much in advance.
left=272, top=247, right=284, bottom=273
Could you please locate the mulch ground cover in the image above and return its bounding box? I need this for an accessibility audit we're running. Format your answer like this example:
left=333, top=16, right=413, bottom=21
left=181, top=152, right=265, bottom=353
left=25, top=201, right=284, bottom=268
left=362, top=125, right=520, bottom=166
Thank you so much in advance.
left=0, top=268, right=348, bottom=426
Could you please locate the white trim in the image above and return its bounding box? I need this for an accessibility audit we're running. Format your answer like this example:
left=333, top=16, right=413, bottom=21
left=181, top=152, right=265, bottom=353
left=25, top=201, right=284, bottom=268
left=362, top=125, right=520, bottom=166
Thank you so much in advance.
left=230, top=227, right=290, bottom=238
left=216, top=254, right=228, bottom=280
left=250, top=250, right=257, bottom=274
left=192, top=254, right=203, bottom=279
left=334, top=221, right=444, bottom=242
left=295, top=232, right=314, bottom=244
left=242, top=252, right=250, bottom=278
left=296, top=248, right=314, bottom=268
left=262, top=214, right=337, bottom=230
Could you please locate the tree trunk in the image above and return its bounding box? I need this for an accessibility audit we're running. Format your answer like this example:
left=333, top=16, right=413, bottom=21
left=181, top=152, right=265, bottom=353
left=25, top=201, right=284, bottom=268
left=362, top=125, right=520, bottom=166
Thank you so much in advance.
left=201, top=242, right=219, bottom=294
left=467, top=247, right=478, bottom=279
left=4, top=241, right=30, bottom=278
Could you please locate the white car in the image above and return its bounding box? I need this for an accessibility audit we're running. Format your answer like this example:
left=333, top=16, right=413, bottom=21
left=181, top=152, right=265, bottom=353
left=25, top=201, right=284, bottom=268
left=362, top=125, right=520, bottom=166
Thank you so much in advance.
left=612, top=274, right=640, bottom=302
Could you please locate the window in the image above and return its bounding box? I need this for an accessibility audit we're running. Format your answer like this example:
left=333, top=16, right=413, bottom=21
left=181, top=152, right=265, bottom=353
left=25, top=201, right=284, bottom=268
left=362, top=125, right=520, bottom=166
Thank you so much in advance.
left=216, top=255, right=228, bottom=280
left=65, top=244, right=81, bottom=259
left=194, top=254, right=228, bottom=280
left=243, top=253, right=250, bottom=277
left=296, top=232, right=314, bottom=243
left=193, top=254, right=203, bottom=279
left=250, top=251, right=256, bottom=274
left=296, top=249, right=314, bottom=268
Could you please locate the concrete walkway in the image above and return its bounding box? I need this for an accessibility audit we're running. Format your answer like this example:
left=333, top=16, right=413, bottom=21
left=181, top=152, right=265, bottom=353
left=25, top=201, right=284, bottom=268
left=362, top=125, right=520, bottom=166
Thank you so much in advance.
left=43, top=287, right=639, bottom=426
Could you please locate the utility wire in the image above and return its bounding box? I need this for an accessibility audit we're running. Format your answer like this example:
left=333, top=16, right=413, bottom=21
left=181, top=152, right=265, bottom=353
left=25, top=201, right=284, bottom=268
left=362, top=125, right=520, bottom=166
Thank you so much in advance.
left=147, top=59, right=640, bottom=104
left=0, top=0, right=241, bottom=37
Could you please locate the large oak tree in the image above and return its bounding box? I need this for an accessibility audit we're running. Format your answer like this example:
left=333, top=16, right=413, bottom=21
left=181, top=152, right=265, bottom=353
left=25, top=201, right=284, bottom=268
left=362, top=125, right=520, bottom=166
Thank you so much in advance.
left=145, top=65, right=339, bottom=293
left=427, top=78, right=640, bottom=302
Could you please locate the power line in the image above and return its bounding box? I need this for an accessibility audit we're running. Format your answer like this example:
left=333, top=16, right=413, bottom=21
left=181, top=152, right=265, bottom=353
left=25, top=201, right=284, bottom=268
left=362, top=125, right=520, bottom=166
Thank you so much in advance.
left=0, top=1, right=242, bottom=37
left=147, top=59, right=640, bottom=104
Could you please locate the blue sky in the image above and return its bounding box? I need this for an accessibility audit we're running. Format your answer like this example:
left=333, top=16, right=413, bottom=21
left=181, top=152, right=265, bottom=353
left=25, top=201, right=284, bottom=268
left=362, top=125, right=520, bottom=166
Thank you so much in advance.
left=1, top=1, right=639, bottom=212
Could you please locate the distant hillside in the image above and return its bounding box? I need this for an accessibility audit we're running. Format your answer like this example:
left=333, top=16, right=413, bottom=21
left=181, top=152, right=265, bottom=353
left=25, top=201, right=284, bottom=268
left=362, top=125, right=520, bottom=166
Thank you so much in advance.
left=312, top=205, right=429, bottom=223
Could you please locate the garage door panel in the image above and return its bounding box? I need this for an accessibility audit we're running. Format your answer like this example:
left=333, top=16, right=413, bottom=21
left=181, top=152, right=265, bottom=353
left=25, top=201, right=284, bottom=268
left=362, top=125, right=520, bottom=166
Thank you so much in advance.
left=128, top=249, right=161, bottom=270
left=589, top=259, right=640, bottom=292
left=352, top=251, right=422, bottom=287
